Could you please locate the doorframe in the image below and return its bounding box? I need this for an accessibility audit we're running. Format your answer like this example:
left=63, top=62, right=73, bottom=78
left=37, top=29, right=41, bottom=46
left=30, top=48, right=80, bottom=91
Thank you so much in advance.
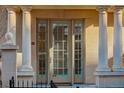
left=35, top=18, right=86, bottom=84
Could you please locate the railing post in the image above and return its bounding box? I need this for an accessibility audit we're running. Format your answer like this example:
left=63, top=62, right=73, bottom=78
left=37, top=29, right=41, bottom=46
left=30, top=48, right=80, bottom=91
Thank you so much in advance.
left=11, top=77, right=15, bottom=88
left=50, top=80, right=57, bottom=88
left=46, top=81, right=47, bottom=88
left=9, top=79, right=11, bottom=88
left=22, top=80, right=24, bottom=88
left=27, top=80, right=28, bottom=88
left=36, top=83, right=38, bottom=88
left=0, top=80, right=2, bottom=88
left=32, top=80, right=33, bottom=88
left=9, top=77, right=14, bottom=88
left=18, top=80, right=19, bottom=88
left=41, top=81, right=42, bottom=88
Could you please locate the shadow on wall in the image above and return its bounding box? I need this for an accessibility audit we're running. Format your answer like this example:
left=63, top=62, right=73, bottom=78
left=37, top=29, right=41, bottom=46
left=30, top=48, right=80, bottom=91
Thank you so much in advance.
left=108, top=54, right=124, bottom=71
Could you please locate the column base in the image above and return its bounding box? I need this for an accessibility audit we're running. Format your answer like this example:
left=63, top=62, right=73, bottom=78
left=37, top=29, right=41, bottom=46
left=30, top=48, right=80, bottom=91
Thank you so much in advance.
left=18, top=65, right=33, bottom=72
left=96, top=67, right=111, bottom=72
left=17, top=71, right=34, bottom=76
left=95, top=71, right=124, bottom=87
left=17, top=66, right=34, bottom=87
left=113, top=67, right=124, bottom=71
left=18, top=65, right=34, bottom=76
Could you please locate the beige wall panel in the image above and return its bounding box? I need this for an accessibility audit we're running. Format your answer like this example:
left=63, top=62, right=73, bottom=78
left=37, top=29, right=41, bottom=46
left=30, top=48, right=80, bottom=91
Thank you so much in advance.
left=85, top=16, right=98, bottom=83
left=16, top=52, right=22, bottom=69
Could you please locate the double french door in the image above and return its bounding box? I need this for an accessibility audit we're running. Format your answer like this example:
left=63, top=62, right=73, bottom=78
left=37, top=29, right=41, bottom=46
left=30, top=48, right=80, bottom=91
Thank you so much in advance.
left=37, top=19, right=85, bottom=84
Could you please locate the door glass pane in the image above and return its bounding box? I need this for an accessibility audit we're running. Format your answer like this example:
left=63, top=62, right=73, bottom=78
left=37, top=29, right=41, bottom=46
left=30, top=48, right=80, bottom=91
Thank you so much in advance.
left=74, top=21, right=82, bottom=75
left=37, top=21, right=47, bottom=75
left=53, top=22, right=68, bottom=75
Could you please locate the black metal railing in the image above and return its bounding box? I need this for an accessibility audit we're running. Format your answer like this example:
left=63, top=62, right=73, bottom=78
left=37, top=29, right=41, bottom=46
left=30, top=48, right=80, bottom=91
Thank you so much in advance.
left=8, top=77, right=57, bottom=88
left=50, top=80, right=57, bottom=88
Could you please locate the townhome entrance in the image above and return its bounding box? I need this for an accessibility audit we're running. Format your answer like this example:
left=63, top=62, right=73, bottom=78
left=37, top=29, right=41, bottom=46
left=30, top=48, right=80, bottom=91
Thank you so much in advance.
left=36, top=19, right=85, bottom=84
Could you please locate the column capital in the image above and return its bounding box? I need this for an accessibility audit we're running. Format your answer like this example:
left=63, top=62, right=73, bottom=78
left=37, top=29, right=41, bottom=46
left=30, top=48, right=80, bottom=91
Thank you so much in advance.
left=20, top=6, right=32, bottom=12
left=114, top=6, right=124, bottom=10
left=5, top=6, right=19, bottom=12
left=114, top=6, right=124, bottom=14
left=97, top=6, right=109, bottom=12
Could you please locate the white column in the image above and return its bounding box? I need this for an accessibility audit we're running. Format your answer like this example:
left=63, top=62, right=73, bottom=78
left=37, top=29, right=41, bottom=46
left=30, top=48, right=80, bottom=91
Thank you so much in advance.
left=113, top=7, right=124, bottom=71
left=6, top=7, right=16, bottom=45
left=19, top=7, right=33, bottom=72
left=97, top=7, right=109, bottom=71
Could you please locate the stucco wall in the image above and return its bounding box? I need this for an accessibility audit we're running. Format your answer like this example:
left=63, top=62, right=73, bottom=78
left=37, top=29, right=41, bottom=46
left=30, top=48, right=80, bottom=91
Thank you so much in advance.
left=85, top=16, right=98, bottom=84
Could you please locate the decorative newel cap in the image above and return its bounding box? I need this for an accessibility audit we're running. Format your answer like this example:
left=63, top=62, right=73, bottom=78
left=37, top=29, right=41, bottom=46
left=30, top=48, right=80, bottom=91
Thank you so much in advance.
left=3, top=31, right=14, bottom=45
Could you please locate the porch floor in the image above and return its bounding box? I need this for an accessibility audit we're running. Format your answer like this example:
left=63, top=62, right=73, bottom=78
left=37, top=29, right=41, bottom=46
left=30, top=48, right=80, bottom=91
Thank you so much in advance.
left=34, top=83, right=96, bottom=88
left=58, top=84, right=96, bottom=88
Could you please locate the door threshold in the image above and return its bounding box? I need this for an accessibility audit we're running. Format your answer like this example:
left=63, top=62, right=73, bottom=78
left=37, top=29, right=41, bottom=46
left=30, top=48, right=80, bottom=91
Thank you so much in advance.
left=54, top=83, right=72, bottom=86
